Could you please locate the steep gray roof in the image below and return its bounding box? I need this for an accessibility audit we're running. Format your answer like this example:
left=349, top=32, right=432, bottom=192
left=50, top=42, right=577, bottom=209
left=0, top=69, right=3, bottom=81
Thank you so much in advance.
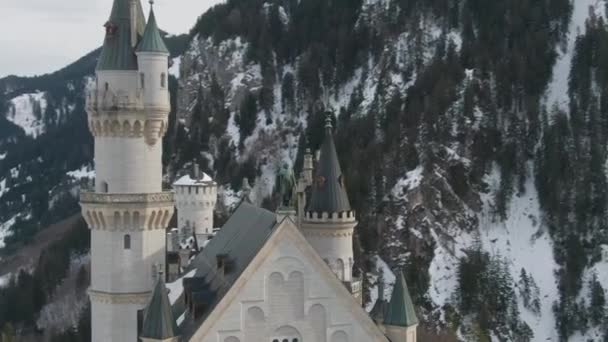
left=97, top=0, right=146, bottom=70
left=141, top=276, right=179, bottom=339
left=136, top=6, right=169, bottom=54
left=384, top=272, right=418, bottom=327
left=176, top=202, right=277, bottom=338
left=307, top=119, right=351, bottom=213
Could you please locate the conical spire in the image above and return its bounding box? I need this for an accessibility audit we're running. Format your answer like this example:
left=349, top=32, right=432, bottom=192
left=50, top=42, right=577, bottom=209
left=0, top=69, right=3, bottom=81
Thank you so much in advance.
left=384, top=272, right=418, bottom=327
left=140, top=273, right=179, bottom=340
left=97, top=0, right=146, bottom=70
left=307, top=113, right=351, bottom=213
left=137, top=1, right=170, bottom=54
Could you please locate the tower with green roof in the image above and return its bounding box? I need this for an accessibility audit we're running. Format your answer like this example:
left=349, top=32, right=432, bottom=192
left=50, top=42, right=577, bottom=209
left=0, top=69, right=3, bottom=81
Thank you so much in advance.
left=80, top=0, right=173, bottom=341
left=383, top=272, right=419, bottom=342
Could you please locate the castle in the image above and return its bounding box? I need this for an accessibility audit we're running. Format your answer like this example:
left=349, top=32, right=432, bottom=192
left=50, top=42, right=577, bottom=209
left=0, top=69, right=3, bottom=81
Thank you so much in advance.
left=80, top=1, right=419, bottom=341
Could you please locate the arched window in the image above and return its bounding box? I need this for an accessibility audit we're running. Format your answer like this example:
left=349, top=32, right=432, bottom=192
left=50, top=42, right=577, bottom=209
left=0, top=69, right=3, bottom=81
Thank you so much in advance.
left=124, top=234, right=131, bottom=249
left=161, top=73, right=166, bottom=88
left=140, top=73, right=145, bottom=89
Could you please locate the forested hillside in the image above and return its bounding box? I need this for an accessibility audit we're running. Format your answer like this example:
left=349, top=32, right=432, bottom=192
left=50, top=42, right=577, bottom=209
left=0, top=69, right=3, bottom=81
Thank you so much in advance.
left=1, top=0, right=608, bottom=341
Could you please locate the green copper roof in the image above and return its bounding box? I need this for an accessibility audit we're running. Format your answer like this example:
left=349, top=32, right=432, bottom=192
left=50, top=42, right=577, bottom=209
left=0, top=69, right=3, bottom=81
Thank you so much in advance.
left=384, top=272, right=418, bottom=327
left=307, top=116, right=352, bottom=213
left=97, top=0, right=146, bottom=70
left=141, top=276, right=179, bottom=339
left=137, top=6, right=169, bottom=54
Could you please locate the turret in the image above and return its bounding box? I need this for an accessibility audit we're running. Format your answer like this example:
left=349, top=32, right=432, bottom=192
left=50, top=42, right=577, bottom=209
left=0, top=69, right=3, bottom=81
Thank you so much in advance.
left=136, top=0, right=170, bottom=144
left=173, top=164, right=217, bottom=243
left=303, top=147, right=314, bottom=186
left=140, top=273, right=180, bottom=342
left=301, top=114, right=359, bottom=299
left=383, top=272, right=418, bottom=342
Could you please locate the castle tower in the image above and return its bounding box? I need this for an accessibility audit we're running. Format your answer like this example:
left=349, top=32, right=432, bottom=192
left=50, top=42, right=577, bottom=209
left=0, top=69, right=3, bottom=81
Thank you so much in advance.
left=173, top=164, right=217, bottom=243
left=80, top=1, right=174, bottom=340
left=301, top=115, right=360, bottom=297
left=383, top=272, right=419, bottom=342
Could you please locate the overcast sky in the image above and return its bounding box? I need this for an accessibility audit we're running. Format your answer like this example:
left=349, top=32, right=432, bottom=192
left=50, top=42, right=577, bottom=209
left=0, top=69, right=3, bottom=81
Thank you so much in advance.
left=0, top=0, right=224, bottom=77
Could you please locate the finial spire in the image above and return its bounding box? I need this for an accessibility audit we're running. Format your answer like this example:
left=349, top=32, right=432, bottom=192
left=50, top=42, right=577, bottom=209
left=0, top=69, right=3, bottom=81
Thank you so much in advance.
left=149, top=0, right=154, bottom=6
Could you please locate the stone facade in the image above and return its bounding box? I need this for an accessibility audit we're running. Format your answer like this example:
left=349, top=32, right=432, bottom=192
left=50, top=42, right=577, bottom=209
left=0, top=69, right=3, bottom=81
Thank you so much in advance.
left=189, top=220, right=389, bottom=342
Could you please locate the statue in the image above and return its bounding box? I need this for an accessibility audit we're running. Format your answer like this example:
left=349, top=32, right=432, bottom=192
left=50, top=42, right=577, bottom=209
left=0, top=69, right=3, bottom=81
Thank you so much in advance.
left=277, top=163, right=296, bottom=208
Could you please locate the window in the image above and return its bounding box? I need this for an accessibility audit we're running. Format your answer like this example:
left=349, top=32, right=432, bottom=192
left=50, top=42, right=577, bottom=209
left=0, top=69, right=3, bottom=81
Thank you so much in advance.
left=161, top=73, right=166, bottom=88
left=124, top=234, right=131, bottom=249
left=140, top=73, right=145, bottom=89
left=101, top=181, right=109, bottom=193
left=104, top=82, right=109, bottom=92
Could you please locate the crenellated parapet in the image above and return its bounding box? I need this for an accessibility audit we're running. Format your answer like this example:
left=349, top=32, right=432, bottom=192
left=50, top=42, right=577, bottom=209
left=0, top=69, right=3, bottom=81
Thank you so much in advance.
left=303, top=210, right=357, bottom=223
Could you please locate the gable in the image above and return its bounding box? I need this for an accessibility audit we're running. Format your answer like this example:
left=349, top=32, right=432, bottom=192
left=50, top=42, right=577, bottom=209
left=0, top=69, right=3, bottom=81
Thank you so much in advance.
left=188, top=218, right=388, bottom=342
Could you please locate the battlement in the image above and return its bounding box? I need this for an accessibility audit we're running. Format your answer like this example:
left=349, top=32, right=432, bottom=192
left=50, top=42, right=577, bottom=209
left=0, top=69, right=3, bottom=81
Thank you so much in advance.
left=303, top=210, right=357, bottom=223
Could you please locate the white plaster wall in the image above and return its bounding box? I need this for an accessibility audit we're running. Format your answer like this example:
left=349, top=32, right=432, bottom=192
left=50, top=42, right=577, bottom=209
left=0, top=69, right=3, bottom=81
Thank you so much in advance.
left=91, top=229, right=165, bottom=293
left=91, top=300, right=144, bottom=342
left=192, top=236, right=384, bottom=342
left=175, top=185, right=217, bottom=239
left=385, top=325, right=417, bottom=342
left=137, top=53, right=170, bottom=108
left=302, top=227, right=355, bottom=282
left=96, top=70, right=139, bottom=96
left=95, top=136, right=162, bottom=193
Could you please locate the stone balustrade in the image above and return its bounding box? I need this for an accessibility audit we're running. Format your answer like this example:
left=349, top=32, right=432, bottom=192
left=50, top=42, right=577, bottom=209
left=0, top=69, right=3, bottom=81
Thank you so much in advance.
left=86, top=89, right=144, bottom=112
left=80, top=191, right=174, bottom=204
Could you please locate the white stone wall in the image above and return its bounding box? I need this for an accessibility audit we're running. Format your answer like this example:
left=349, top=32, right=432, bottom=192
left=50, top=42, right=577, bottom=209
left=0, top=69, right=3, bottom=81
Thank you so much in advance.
left=174, top=184, right=217, bottom=241
left=301, top=219, right=357, bottom=283
left=191, top=232, right=385, bottom=342
left=137, top=53, right=170, bottom=109
left=91, top=229, right=166, bottom=293
left=91, top=301, right=144, bottom=342
left=95, top=136, right=162, bottom=194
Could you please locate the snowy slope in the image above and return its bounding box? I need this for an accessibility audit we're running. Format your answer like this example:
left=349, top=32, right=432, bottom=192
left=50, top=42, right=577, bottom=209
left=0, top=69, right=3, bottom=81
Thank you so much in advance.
left=479, top=164, right=559, bottom=342
left=7, top=92, right=48, bottom=138
left=546, top=0, right=606, bottom=112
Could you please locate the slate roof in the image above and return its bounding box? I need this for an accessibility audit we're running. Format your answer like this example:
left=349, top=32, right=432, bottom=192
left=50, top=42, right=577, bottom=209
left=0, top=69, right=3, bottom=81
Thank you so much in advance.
left=175, top=202, right=277, bottom=338
left=141, top=276, right=179, bottom=339
left=383, top=272, right=418, bottom=327
left=97, top=0, right=146, bottom=70
left=136, top=6, right=169, bottom=54
left=307, top=118, right=352, bottom=213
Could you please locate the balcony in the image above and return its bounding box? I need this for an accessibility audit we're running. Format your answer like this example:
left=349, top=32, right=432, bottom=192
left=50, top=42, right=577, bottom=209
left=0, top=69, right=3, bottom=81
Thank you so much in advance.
left=86, top=89, right=144, bottom=112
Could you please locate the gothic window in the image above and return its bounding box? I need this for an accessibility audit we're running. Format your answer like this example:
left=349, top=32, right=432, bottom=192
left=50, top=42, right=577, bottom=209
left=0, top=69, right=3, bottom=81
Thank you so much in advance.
left=124, top=234, right=131, bottom=249
left=161, top=73, right=166, bottom=88
left=140, top=73, right=145, bottom=89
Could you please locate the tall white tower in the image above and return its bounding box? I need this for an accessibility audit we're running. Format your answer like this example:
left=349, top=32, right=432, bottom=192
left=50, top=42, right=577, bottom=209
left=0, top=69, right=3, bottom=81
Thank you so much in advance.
left=301, top=116, right=360, bottom=299
left=80, top=1, right=173, bottom=340
left=173, top=165, right=217, bottom=243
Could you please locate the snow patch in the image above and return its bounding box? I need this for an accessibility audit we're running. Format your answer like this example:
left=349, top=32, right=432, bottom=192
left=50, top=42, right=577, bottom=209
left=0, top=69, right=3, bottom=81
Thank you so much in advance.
left=0, top=216, right=17, bottom=249
left=479, top=164, right=559, bottom=341
left=167, top=268, right=197, bottom=304
left=366, top=255, right=397, bottom=312
left=66, top=165, right=95, bottom=180
left=170, top=56, right=182, bottom=78
left=7, top=92, right=47, bottom=138
left=392, top=166, right=424, bottom=199
left=545, top=0, right=606, bottom=112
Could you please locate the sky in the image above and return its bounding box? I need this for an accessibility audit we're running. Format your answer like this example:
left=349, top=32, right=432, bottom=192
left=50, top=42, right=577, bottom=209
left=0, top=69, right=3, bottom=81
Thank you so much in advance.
left=0, top=0, right=224, bottom=78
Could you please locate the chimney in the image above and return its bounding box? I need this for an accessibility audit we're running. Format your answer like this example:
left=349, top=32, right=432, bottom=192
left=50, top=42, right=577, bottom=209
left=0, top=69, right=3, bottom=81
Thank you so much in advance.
left=193, top=164, right=200, bottom=180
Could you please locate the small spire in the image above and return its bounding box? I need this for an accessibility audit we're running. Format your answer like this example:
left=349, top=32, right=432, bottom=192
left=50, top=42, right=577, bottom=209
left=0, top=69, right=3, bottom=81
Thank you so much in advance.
left=149, top=0, right=154, bottom=5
